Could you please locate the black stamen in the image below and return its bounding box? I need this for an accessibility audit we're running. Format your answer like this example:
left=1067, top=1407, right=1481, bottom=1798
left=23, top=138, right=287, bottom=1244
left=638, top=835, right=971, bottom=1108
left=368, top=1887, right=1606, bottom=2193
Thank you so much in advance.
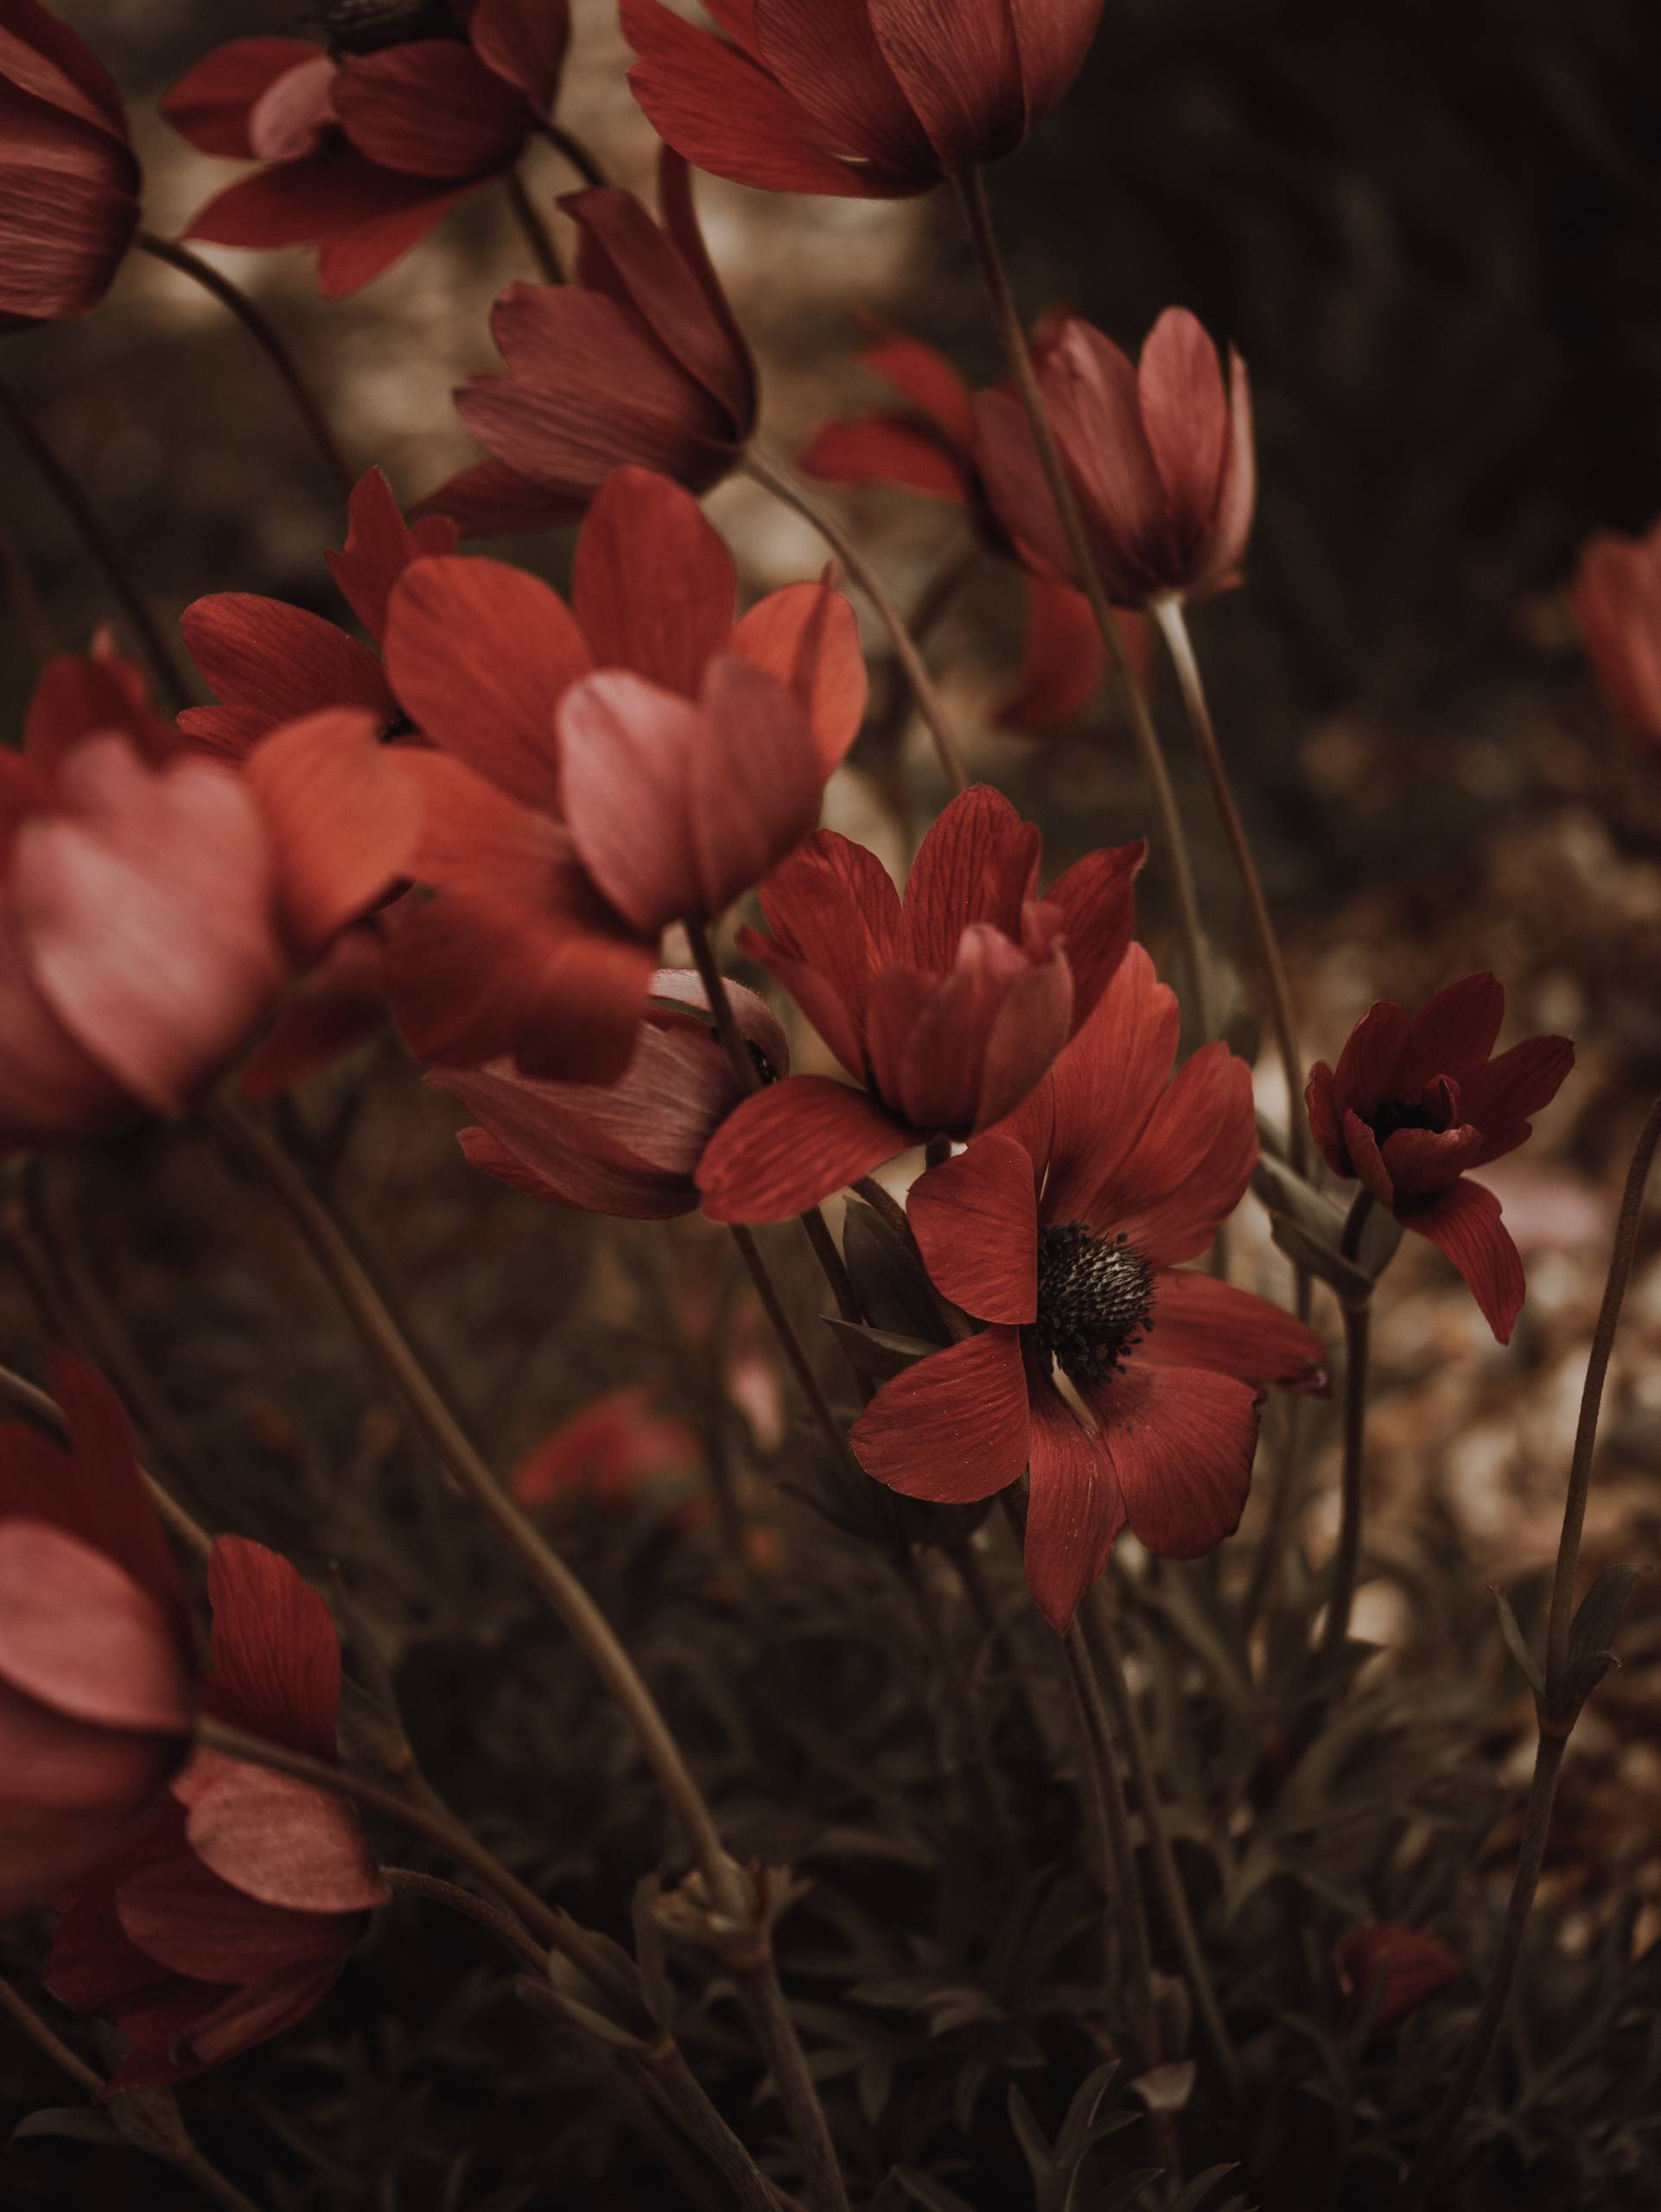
left=318, top=0, right=461, bottom=56
left=1030, top=1223, right=1155, bottom=1388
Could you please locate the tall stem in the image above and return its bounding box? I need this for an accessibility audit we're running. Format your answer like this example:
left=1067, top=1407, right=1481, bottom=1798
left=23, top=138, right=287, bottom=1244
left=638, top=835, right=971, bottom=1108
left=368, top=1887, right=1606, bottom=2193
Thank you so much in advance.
left=133, top=232, right=353, bottom=497
left=864, top=542, right=977, bottom=833
left=741, top=448, right=971, bottom=797
left=501, top=168, right=564, bottom=283
left=952, top=165, right=1211, bottom=1036
left=1062, top=1627, right=1160, bottom=2069
left=1317, top=1192, right=1375, bottom=1662
left=0, top=371, right=191, bottom=712
left=1155, top=599, right=1308, bottom=1174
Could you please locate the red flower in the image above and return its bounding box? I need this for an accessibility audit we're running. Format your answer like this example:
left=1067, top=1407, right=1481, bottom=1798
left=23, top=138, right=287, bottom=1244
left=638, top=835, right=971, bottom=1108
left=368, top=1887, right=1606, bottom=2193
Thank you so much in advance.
left=1306, top=974, right=1575, bottom=1344
left=0, top=1357, right=194, bottom=1912
left=803, top=318, right=1117, bottom=733
left=697, top=785, right=1143, bottom=1223
left=49, top=1538, right=388, bottom=2088
left=163, top=0, right=570, bottom=296
left=977, top=308, right=1255, bottom=609
left=511, top=1384, right=701, bottom=1512
left=437, top=967, right=789, bottom=1219
left=1574, top=519, right=1661, bottom=759
left=848, top=948, right=1328, bottom=1630
left=417, top=152, right=757, bottom=537
left=381, top=466, right=864, bottom=1083
left=1336, top=1924, right=1461, bottom=2029
left=179, top=467, right=458, bottom=757
left=0, top=0, right=138, bottom=328
left=620, top=0, right=1105, bottom=199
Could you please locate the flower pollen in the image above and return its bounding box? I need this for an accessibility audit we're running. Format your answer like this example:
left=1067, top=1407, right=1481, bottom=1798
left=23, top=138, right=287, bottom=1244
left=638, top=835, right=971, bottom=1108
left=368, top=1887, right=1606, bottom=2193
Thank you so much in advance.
left=1031, top=1223, right=1155, bottom=1387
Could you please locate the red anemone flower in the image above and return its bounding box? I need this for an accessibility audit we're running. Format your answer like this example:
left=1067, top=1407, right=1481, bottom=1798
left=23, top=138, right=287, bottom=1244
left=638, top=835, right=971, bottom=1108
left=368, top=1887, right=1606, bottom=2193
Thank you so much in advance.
left=977, top=308, right=1255, bottom=609
left=620, top=0, right=1105, bottom=199
left=512, top=1385, right=701, bottom=1514
left=803, top=318, right=1116, bottom=733
left=1336, top=1924, right=1462, bottom=2030
left=697, top=785, right=1143, bottom=1223
left=0, top=1357, right=194, bottom=1911
left=163, top=0, right=570, bottom=297
left=1574, top=518, right=1661, bottom=759
left=416, top=152, right=757, bottom=537
left=848, top=948, right=1328, bottom=1630
left=179, top=467, right=458, bottom=757
left=0, top=0, right=139, bottom=329
left=1306, top=974, right=1575, bottom=1344
left=49, top=1537, right=388, bottom=2088
left=381, top=465, right=864, bottom=1083
left=436, top=968, right=788, bottom=1219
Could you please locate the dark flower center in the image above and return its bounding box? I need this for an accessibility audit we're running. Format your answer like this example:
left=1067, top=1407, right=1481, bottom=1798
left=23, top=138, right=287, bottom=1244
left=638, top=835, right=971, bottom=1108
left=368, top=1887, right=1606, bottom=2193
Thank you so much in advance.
left=1029, top=1223, right=1155, bottom=1388
left=320, top=0, right=461, bottom=55
left=1365, top=1096, right=1449, bottom=1146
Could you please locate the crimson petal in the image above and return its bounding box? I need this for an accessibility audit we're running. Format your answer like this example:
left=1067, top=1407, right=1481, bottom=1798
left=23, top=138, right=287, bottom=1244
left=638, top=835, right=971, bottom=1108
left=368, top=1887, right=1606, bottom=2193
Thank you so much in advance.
left=850, top=1326, right=1030, bottom=1502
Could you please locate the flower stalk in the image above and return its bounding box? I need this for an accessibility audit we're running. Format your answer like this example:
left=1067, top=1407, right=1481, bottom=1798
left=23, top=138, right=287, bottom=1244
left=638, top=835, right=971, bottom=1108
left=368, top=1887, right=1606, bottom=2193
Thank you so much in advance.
left=1317, top=1192, right=1377, bottom=1662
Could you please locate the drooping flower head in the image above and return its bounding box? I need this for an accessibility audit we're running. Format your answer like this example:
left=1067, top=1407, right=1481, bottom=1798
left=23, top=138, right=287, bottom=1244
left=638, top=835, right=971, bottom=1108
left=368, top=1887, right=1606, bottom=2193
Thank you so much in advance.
left=0, top=0, right=139, bottom=329
left=697, top=786, right=1143, bottom=1223
left=1306, top=974, right=1575, bottom=1344
left=162, top=0, right=570, bottom=296
left=1574, top=519, right=1661, bottom=760
left=49, top=1538, right=388, bottom=2088
left=417, top=152, right=757, bottom=537
left=977, top=308, right=1255, bottom=610
left=849, top=949, right=1328, bottom=1630
left=620, top=0, right=1106, bottom=199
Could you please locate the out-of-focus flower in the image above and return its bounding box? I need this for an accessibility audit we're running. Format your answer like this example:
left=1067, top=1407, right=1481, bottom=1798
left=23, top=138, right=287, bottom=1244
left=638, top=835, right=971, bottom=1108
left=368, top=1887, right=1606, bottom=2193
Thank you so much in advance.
left=0, top=1357, right=194, bottom=1911
left=697, top=785, right=1142, bottom=1222
left=1574, top=520, right=1661, bottom=758
left=1336, top=1924, right=1462, bottom=2029
left=49, top=1538, right=388, bottom=2088
left=1306, top=974, right=1575, bottom=1344
left=417, top=153, right=756, bottom=537
left=163, top=1, right=570, bottom=296
left=511, top=1384, right=701, bottom=1511
left=0, top=0, right=139, bottom=329
left=382, top=466, right=863, bottom=1083
left=977, top=308, right=1255, bottom=609
left=179, top=468, right=457, bottom=757
left=239, top=925, right=389, bottom=1101
left=849, top=949, right=1328, bottom=1630
left=620, top=0, right=1104, bottom=199
left=437, top=968, right=788, bottom=1219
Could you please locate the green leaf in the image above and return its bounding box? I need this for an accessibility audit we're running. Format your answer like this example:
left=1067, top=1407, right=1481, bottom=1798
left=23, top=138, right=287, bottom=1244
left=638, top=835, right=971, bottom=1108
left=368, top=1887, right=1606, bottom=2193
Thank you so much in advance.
left=1492, top=1585, right=1545, bottom=1699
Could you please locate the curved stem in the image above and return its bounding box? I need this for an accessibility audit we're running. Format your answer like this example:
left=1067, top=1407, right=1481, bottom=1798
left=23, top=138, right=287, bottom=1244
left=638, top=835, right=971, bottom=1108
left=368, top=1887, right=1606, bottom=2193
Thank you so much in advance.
left=384, top=1866, right=551, bottom=1973
left=501, top=168, right=564, bottom=284
left=0, top=1970, right=103, bottom=2095
left=134, top=233, right=353, bottom=496
left=0, top=370, right=191, bottom=713
left=741, top=448, right=971, bottom=796
left=951, top=166, right=1211, bottom=1037
left=538, top=121, right=610, bottom=189
left=1155, top=599, right=1308, bottom=1174
left=1317, top=1298, right=1371, bottom=1662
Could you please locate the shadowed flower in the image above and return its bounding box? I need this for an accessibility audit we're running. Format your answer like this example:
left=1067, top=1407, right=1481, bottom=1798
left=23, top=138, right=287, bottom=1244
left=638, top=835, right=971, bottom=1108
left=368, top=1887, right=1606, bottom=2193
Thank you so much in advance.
left=620, top=0, right=1105, bottom=200
left=0, top=0, right=139, bottom=329
left=697, top=785, right=1142, bottom=1223
left=0, top=1357, right=194, bottom=1911
left=381, top=466, right=863, bottom=1083
left=977, top=308, right=1255, bottom=609
left=416, top=152, right=756, bottom=537
left=437, top=968, right=788, bottom=1219
left=1574, top=519, right=1661, bottom=759
left=848, top=949, right=1327, bottom=1630
left=163, top=0, right=570, bottom=296
left=49, top=1538, right=388, bottom=2088
left=1337, top=1924, right=1462, bottom=2029
left=511, top=1384, right=701, bottom=1512
left=1306, top=974, right=1575, bottom=1344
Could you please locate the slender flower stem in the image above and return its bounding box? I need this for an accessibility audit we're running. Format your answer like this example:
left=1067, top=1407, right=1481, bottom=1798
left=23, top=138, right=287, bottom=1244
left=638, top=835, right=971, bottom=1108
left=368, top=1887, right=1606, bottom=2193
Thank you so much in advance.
left=0, top=1971, right=103, bottom=2095
left=502, top=168, right=564, bottom=283
left=952, top=166, right=1211, bottom=1036
left=1155, top=598, right=1308, bottom=1175
left=536, top=120, right=610, bottom=189
left=0, top=370, right=191, bottom=712
left=384, top=1866, right=553, bottom=1973
left=741, top=448, right=971, bottom=796
left=133, top=232, right=353, bottom=497
left=1397, top=1088, right=1661, bottom=2207
left=864, top=542, right=978, bottom=833
left=1317, top=1193, right=1376, bottom=1662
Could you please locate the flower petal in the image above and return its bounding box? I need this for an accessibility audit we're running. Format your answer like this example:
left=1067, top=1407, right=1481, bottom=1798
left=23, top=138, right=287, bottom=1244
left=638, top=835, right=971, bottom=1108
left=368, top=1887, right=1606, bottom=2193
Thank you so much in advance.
left=331, top=41, right=528, bottom=179
left=410, top=456, right=577, bottom=537
left=1407, top=1178, right=1526, bottom=1344
left=1459, top=1034, right=1576, bottom=1141
left=902, top=784, right=1040, bottom=971
left=867, top=0, right=1023, bottom=169
left=1034, top=943, right=1179, bottom=1224
left=162, top=37, right=321, bottom=157
left=850, top=1326, right=1030, bottom=1502
left=572, top=466, right=735, bottom=694
left=1043, top=836, right=1142, bottom=1032
left=753, top=828, right=903, bottom=1076
left=801, top=415, right=975, bottom=505
left=1139, top=1271, right=1328, bottom=1392
left=730, top=582, right=869, bottom=776
left=0, top=1522, right=189, bottom=1732
left=1395, top=973, right=1505, bottom=1093
left=1084, top=1037, right=1255, bottom=1265
left=910, top=1132, right=1040, bottom=1324
left=200, top=1538, right=343, bottom=1765
left=1327, top=998, right=1412, bottom=1122
left=243, top=709, right=423, bottom=958
left=1022, top=1376, right=1122, bottom=1632
left=996, top=575, right=1105, bottom=733
left=181, top=1759, right=386, bottom=1914
left=468, top=0, right=571, bottom=109
left=324, top=467, right=458, bottom=644
left=697, top=1074, right=910, bottom=1221
left=178, top=594, right=391, bottom=758
left=1136, top=308, right=1229, bottom=563
left=1088, top=1360, right=1262, bottom=1558
left=182, top=150, right=467, bottom=295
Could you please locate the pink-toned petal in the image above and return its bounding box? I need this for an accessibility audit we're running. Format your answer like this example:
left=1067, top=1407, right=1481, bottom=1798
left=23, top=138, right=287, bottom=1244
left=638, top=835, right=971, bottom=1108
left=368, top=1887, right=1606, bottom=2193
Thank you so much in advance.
left=910, top=1132, right=1039, bottom=1324
left=971, top=937, right=1075, bottom=1130
left=468, top=0, right=571, bottom=109
left=850, top=1326, right=1030, bottom=1502
left=1043, top=837, right=1142, bottom=1031
left=50, top=1354, right=187, bottom=1624
left=246, top=52, right=336, bottom=162
left=647, top=964, right=790, bottom=1076
left=1576, top=531, right=1661, bottom=754
left=557, top=672, right=703, bottom=934
left=731, top=582, right=869, bottom=775
left=201, top=1538, right=341, bottom=1764
left=867, top=0, right=1023, bottom=168
left=1328, top=998, right=1413, bottom=1121
left=1407, top=1178, right=1527, bottom=1345
left=0, top=1522, right=188, bottom=1732
left=181, top=1759, right=387, bottom=1914
left=0, top=910, right=116, bottom=1146
left=1089, top=1360, right=1262, bottom=1558
left=0, top=1689, right=179, bottom=1915
left=162, top=37, right=323, bottom=156
left=179, top=594, right=391, bottom=756
left=901, top=783, right=1040, bottom=970
left=1085, top=1037, right=1255, bottom=1265
left=243, top=709, right=422, bottom=959
left=1136, top=308, right=1229, bottom=561
left=996, top=575, right=1105, bottom=733
left=1191, top=346, right=1255, bottom=596
left=324, top=467, right=458, bottom=643
left=1395, top=973, right=1506, bottom=1092
left=1022, top=1375, right=1123, bottom=1632
left=439, top=1063, right=687, bottom=1220
left=572, top=466, right=735, bottom=692
left=696, top=1074, right=909, bottom=1222
left=1139, top=1271, right=1329, bottom=1392
left=331, top=41, right=528, bottom=178
left=800, top=415, right=975, bottom=505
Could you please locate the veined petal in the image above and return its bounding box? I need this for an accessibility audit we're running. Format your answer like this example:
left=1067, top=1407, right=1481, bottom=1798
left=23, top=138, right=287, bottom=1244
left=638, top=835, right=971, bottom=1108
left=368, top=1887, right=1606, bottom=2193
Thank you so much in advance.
left=1036, top=944, right=1179, bottom=1223
left=244, top=709, right=422, bottom=959
left=1407, top=1178, right=1526, bottom=1344
left=910, top=1133, right=1039, bottom=1324
left=1139, top=1272, right=1328, bottom=1392
left=1395, top=973, right=1506, bottom=1092
left=162, top=37, right=322, bottom=157
left=901, top=784, right=1040, bottom=971
left=468, top=0, right=571, bottom=110
left=324, top=467, right=457, bottom=643
left=850, top=1326, right=1030, bottom=1502
left=867, top=0, right=1023, bottom=168
left=730, top=582, right=869, bottom=776
left=1022, top=1375, right=1122, bottom=1631
left=752, top=0, right=934, bottom=171
left=1136, top=308, right=1229, bottom=563
left=1089, top=1359, right=1261, bottom=1558
left=1085, top=1037, right=1255, bottom=1266
left=1044, top=837, right=1142, bottom=1031
left=697, top=1074, right=909, bottom=1221
left=331, top=41, right=528, bottom=180
left=179, top=594, right=391, bottom=757
left=572, top=466, right=735, bottom=694
left=1458, top=1033, right=1575, bottom=1137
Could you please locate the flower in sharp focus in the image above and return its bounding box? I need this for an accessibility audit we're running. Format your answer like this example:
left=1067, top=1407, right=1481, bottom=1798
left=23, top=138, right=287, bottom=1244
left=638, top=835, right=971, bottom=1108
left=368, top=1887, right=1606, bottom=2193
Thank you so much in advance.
left=1336, top=1924, right=1462, bottom=2030
left=49, top=1538, right=388, bottom=2088
left=1574, top=518, right=1661, bottom=759
left=162, top=0, right=570, bottom=296
left=1306, top=973, right=1575, bottom=1344
left=436, top=968, right=789, bottom=1219
left=379, top=464, right=863, bottom=1083
left=0, top=1357, right=194, bottom=1911
left=620, top=0, right=1106, bottom=199
left=977, top=308, right=1255, bottom=610
left=179, top=467, right=458, bottom=758
left=0, top=0, right=139, bottom=329
left=696, top=785, right=1143, bottom=1223
left=416, top=151, right=757, bottom=537
left=848, top=948, right=1328, bottom=1630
